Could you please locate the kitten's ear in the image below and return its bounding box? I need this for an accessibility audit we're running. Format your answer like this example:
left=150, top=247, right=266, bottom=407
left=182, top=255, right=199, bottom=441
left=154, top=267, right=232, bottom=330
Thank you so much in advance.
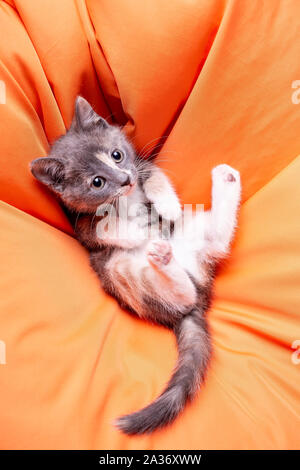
left=72, top=96, right=109, bottom=131
left=30, top=157, right=65, bottom=192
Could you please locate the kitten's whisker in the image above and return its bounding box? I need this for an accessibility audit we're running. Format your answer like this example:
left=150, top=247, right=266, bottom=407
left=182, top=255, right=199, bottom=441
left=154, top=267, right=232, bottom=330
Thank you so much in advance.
left=103, top=112, right=115, bottom=122
left=74, top=211, right=81, bottom=233
left=137, top=135, right=170, bottom=159
left=90, top=211, right=97, bottom=234
left=137, top=136, right=165, bottom=155
left=138, top=143, right=167, bottom=160
left=134, top=161, right=151, bottom=171
left=139, top=146, right=177, bottom=161
left=159, top=168, right=177, bottom=178
left=144, top=152, right=177, bottom=165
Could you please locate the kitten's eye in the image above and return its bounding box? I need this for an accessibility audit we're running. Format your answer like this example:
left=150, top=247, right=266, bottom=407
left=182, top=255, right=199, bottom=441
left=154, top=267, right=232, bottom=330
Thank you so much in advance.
left=92, top=176, right=105, bottom=188
left=111, top=149, right=124, bottom=163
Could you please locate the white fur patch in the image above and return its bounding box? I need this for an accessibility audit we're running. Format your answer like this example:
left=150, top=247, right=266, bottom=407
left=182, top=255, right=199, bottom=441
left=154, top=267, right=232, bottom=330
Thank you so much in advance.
left=95, top=152, right=130, bottom=175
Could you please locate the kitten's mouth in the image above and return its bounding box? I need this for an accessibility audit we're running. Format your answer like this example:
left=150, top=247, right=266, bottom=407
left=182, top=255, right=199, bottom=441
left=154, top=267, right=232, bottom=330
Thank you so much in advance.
left=122, top=181, right=137, bottom=196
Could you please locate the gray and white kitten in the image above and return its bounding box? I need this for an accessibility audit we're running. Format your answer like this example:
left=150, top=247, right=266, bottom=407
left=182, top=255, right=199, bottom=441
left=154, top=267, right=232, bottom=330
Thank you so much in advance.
left=30, top=97, right=241, bottom=435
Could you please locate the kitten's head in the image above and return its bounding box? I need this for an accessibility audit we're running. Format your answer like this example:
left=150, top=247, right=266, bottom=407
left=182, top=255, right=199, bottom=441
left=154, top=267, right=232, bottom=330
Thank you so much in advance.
left=30, top=97, right=138, bottom=213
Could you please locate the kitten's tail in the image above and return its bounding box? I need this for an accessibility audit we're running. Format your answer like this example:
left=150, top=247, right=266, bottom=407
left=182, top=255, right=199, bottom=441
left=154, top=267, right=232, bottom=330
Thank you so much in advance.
left=115, top=307, right=211, bottom=435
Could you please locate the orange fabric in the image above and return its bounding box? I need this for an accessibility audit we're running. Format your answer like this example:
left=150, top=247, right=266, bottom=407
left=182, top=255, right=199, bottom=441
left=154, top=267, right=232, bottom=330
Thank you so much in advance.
left=0, top=0, right=299, bottom=449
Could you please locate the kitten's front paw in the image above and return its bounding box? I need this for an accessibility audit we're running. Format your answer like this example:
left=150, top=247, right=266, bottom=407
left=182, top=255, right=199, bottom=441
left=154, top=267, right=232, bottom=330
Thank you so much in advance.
left=212, top=164, right=241, bottom=205
left=212, top=164, right=240, bottom=184
left=147, top=240, right=172, bottom=267
left=154, top=197, right=182, bottom=221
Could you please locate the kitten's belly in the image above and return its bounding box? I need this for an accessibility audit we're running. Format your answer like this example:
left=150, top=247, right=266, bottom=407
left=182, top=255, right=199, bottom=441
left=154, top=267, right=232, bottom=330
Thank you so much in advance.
left=118, top=209, right=207, bottom=283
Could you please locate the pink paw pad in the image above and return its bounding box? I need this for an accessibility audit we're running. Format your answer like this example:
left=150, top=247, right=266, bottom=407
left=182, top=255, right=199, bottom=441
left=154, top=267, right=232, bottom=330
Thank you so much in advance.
left=227, top=173, right=236, bottom=182
left=212, top=164, right=239, bottom=184
left=147, top=240, right=172, bottom=266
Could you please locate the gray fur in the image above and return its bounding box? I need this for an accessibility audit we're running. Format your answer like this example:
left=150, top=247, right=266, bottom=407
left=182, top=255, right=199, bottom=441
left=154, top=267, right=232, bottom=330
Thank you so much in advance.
left=31, top=96, right=138, bottom=213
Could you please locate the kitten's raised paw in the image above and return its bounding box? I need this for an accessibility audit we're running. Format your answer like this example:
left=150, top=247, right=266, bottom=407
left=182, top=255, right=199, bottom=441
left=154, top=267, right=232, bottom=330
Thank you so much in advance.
left=212, top=164, right=240, bottom=184
left=147, top=240, right=172, bottom=267
left=155, top=197, right=182, bottom=221
left=211, top=164, right=241, bottom=207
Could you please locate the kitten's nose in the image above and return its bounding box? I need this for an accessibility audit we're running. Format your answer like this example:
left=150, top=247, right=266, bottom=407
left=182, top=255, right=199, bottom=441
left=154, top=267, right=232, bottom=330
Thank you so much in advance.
left=121, top=175, right=131, bottom=187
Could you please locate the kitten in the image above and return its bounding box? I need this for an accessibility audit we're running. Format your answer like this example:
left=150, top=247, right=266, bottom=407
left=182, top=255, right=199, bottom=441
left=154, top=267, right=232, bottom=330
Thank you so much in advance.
left=30, top=97, right=241, bottom=435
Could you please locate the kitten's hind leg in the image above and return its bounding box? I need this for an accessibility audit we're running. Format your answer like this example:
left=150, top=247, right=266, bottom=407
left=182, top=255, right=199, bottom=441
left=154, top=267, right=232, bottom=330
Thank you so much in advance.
left=205, top=164, right=241, bottom=259
left=105, top=241, right=197, bottom=326
left=146, top=240, right=197, bottom=307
